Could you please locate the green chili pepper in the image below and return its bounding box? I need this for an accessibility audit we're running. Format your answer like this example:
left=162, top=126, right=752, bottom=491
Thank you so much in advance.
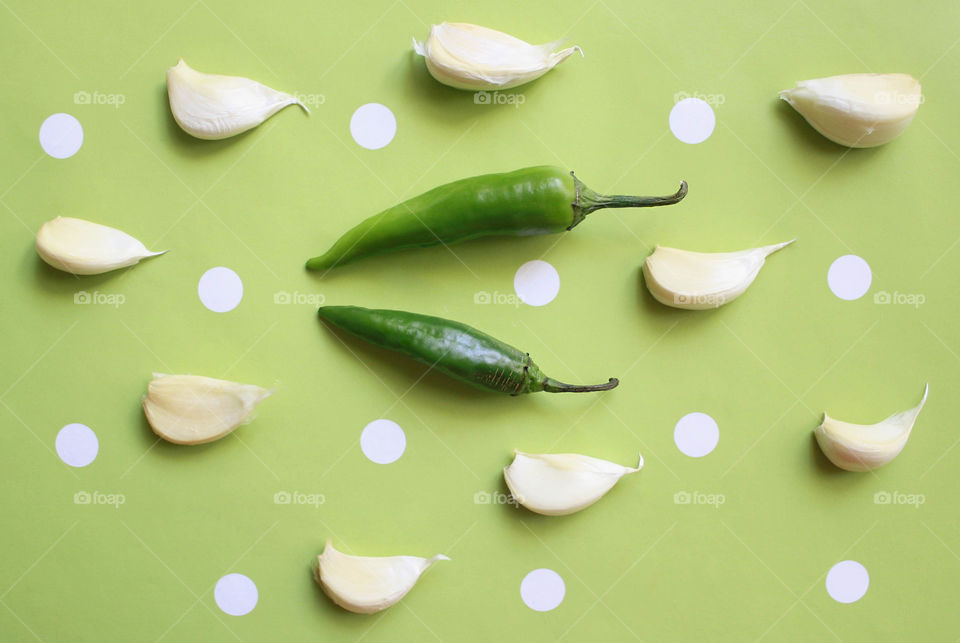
left=306, top=165, right=686, bottom=270
left=317, top=305, right=619, bottom=395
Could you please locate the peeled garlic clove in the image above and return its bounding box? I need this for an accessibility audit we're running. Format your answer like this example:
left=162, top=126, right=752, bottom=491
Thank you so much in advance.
left=167, top=59, right=306, bottom=140
left=780, top=73, right=922, bottom=148
left=642, top=240, right=793, bottom=310
left=142, top=373, right=272, bottom=445
left=35, top=216, right=165, bottom=275
left=316, top=541, right=448, bottom=614
left=412, top=22, right=581, bottom=91
left=815, top=384, right=928, bottom=472
left=503, top=450, right=642, bottom=516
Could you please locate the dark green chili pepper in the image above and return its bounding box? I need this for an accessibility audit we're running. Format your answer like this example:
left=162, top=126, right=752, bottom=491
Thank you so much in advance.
left=306, top=165, right=686, bottom=270
left=317, top=306, right=618, bottom=395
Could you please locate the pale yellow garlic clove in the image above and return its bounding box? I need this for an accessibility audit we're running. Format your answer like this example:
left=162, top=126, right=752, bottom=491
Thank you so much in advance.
left=780, top=73, right=922, bottom=147
left=36, top=216, right=165, bottom=275
left=503, top=450, right=642, bottom=516
left=815, top=384, right=928, bottom=472
left=316, top=541, right=448, bottom=614
left=142, top=373, right=273, bottom=445
left=166, top=59, right=306, bottom=140
left=413, top=22, right=582, bottom=91
left=642, top=241, right=793, bottom=310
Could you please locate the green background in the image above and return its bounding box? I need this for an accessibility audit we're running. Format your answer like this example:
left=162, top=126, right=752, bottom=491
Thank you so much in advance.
left=2, top=0, right=959, bottom=640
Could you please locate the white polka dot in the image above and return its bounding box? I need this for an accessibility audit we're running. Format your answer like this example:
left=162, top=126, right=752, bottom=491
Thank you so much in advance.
left=39, top=113, right=84, bottom=159
left=521, top=568, right=565, bottom=612
left=215, top=573, right=258, bottom=615
left=827, top=255, right=872, bottom=301
left=669, top=98, right=715, bottom=144
left=198, top=267, right=243, bottom=313
left=514, top=260, right=560, bottom=306
left=55, top=423, right=98, bottom=467
left=360, top=419, right=406, bottom=464
left=350, top=103, right=396, bottom=150
left=826, top=560, right=869, bottom=603
left=674, top=412, right=719, bottom=458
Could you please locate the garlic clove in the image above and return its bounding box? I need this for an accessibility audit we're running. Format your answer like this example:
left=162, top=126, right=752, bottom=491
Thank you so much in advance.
left=815, top=384, right=928, bottom=472
left=167, top=59, right=307, bottom=140
left=642, top=240, right=793, bottom=310
left=316, top=541, right=449, bottom=614
left=36, top=216, right=165, bottom=275
left=413, top=22, right=581, bottom=91
left=780, top=73, right=922, bottom=148
left=503, top=450, right=642, bottom=516
left=142, top=373, right=273, bottom=445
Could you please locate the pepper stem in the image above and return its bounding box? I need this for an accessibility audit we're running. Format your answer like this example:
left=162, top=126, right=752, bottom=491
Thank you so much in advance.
left=541, top=377, right=619, bottom=393
left=569, top=172, right=687, bottom=229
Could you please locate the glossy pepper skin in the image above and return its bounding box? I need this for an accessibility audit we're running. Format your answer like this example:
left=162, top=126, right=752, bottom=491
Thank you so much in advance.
left=317, top=306, right=619, bottom=395
left=306, top=166, right=686, bottom=271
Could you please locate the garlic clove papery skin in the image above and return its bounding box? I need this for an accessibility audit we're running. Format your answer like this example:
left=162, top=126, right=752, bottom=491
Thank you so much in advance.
left=503, top=450, right=642, bottom=516
left=167, top=59, right=306, bottom=140
left=779, top=73, right=922, bottom=148
left=35, top=216, right=165, bottom=275
left=413, top=22, right=582, bottom=91
left=316, top=541, right=449, bottom=614
left=142, top=373, right=273, bottom=445
left=815, top=384, right=928, bottom=472
left=642, top=240, right=793, bottom=310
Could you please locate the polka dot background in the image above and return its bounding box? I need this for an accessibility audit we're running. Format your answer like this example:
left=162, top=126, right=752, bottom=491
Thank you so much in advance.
left=826, top=561, right=869, bottom=603
left=513, top=260, right=560, bottom=306
left=520, top=569, right=565, bottom=612
left=674, top=412, right=719, bottom=458
left=4, top=2, right=957, bottom=640
left=669, top=98, right=715, bottom=144
left=360, top=419, right=406, bottom=464
left=828, top=255, right=872, bottom=301
left=198, top=267, right=244, bottom=312
left=55, top=423, right=98, bottom=467
left=214, top=574, right=258, bottom=616
left=39, top=113, right=83, bottom=159
left=350, top=103, right=396, bottom=150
